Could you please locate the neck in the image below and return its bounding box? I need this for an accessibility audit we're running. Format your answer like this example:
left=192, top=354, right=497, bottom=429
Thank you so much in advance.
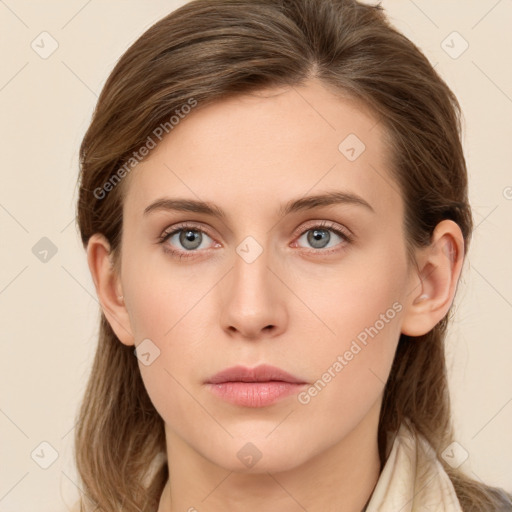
left=158, top=402, right=382, bottom=512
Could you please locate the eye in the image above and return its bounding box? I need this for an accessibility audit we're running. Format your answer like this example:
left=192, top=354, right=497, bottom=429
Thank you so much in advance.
left=158, top=223, right=218, bottom=259
left=294, top=221, right=352, bottom=253
left=158, top=220, right=353, bottom=260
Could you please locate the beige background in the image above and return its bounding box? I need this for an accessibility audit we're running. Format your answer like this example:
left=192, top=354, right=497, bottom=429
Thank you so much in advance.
left=0, top=1, right=511, bottom=510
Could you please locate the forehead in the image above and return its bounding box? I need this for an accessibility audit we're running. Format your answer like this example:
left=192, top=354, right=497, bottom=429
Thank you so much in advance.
left=124, top=79, right=401, bottom=222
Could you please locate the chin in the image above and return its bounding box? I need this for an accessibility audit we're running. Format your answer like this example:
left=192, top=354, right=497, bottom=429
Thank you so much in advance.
left=204, top=434, right=315, bottom=474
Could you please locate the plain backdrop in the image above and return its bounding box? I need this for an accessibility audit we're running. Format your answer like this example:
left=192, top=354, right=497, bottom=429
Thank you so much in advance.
left=0, top=1, right=511, bottom=510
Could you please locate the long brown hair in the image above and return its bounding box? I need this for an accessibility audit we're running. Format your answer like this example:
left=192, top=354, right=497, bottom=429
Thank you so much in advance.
left=74, top=0, right=512, bottom=510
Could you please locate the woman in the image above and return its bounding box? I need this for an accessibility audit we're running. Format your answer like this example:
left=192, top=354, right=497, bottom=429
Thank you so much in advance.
left=73, top=0, right=512, bottom=510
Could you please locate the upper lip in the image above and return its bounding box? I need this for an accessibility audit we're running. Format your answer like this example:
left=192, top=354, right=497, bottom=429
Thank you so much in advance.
left=206, top=364, right=307, bottom=384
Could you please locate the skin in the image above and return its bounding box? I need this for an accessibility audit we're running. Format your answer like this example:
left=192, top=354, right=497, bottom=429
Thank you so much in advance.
left=87, top=78, right=464, bottom=512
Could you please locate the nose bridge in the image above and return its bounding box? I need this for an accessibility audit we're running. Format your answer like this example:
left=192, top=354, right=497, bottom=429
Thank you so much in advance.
left=232, top=233, right=273, bottom=302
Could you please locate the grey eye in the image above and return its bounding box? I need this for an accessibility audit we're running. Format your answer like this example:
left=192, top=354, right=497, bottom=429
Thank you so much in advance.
left=166, top=229, right=213, bottom=251
left=179, top=229, right=202, bottom=250
left=298, top=228, right=344, bottom=250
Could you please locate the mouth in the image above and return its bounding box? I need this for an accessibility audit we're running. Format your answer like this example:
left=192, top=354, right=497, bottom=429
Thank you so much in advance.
left=205, top=364, right=308, bottom=408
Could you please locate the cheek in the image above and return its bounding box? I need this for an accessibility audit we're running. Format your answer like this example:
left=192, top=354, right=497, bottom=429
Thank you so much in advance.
left=297, top=247, right=406, bottom=407
left=293, top=293, right=403, bottom=448
left=123, top=251, right=215, bottom=341
left=300, top=241, right=405, bottom=343
left=121, top=257, right=215, bottom=415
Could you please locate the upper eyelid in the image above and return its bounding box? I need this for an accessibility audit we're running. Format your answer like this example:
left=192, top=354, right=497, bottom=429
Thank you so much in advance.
left=296, top=219, right=351, bottom=236
left=160, top=221, right=214, bottom=240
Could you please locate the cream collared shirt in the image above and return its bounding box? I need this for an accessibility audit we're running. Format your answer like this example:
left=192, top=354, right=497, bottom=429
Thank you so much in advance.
left=365, top=423, right=462, bottom=511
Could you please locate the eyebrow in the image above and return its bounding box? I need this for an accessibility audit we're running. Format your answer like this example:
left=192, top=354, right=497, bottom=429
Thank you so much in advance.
left=143, top=190, right=375, bottom=219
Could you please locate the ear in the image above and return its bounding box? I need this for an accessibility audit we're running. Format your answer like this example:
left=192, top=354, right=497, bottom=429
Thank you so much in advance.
left=86, top=233, right=135, bottom=346
left=401, top=220, right=465, bottom=337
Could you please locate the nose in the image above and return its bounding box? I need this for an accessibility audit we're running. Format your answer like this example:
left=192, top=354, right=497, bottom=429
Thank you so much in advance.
left=219, top=244, right=287, bottom=340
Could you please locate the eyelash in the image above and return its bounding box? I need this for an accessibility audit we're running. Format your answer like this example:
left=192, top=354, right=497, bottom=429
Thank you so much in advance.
left=157, top=221, right=353, bottom=260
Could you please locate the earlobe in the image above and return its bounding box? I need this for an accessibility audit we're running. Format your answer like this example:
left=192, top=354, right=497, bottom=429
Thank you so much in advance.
left=401, top=220, right=465, bottom=337
left=86, top=233, right=134, bottom=346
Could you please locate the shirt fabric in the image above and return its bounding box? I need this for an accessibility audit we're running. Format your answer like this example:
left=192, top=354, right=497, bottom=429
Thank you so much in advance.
left=364, top=422, right=462, bottom=511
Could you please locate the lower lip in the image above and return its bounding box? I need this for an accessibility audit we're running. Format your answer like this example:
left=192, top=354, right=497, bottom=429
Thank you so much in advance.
left=206, top=381, right=306, bottom=407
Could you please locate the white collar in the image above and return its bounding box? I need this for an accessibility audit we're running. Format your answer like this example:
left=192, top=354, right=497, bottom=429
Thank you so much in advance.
left=365, top=423, right=463, bottom=511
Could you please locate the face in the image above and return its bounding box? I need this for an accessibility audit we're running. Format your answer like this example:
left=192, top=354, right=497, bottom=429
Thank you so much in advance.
left=117, top=78, right=414, bottom=473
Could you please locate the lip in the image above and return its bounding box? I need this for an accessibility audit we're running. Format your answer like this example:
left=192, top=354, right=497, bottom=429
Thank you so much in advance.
left=205, top=364, right=307, bottom=408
